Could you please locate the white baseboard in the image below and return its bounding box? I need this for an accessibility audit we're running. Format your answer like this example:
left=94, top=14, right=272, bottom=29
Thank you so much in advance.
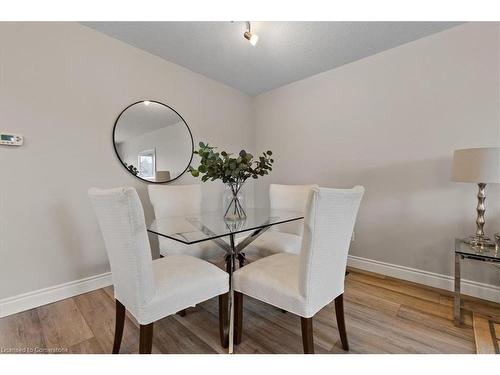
left=1, top=255, right=498, bottom=319
left=0, top=272, right=112, bottom=318
left=348, top=255, right=500, bottom=303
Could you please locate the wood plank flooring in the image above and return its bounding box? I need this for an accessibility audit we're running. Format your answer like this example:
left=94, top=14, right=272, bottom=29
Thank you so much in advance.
left=472, top=314, right=496, bottom=354
left=1, top=268, right=499, bottom=354
left=472, top=313, right=500, bottom=354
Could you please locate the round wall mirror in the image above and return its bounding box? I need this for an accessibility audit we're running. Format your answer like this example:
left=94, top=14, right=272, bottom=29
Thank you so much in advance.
left=113, top=100, right=194, bottom=183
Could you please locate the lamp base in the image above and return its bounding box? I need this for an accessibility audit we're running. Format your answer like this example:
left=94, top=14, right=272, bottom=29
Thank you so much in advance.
left=463, top=234, right=495, bottom=249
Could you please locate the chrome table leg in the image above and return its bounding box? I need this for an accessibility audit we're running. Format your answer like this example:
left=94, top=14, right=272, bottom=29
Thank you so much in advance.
left=454, top=253, right=462, bottom=326
left=210, top=226, right=271, bottom=353
left=228, top=233, right=236, bottom=354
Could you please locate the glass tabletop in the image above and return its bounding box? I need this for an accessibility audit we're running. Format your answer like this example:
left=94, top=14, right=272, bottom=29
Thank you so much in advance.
left=148, top=208, right=304, bottom=245
left=455, top=238, right=500, bottom=261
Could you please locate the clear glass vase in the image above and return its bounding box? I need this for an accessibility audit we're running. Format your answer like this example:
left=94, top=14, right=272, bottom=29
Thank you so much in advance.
left=223, top=182, right=247, bottom=221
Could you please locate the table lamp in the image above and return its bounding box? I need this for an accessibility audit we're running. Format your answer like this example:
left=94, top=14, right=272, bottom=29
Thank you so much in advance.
left=452, top=147, right=500, bottom=248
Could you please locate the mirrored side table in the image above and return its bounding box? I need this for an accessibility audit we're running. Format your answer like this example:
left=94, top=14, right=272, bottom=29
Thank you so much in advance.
left=454, top=238, right=500, bottom=326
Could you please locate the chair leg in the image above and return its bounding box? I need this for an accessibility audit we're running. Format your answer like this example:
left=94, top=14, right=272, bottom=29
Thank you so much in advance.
left=334, top=294, right=349, bottom=351
left=219, top=293, right=229, bottom=348
left=234, top=291, right=243, bottom=345
left=139, top=323, right=154, bottom=354
left=176, top=309, right=187, bottom=317
left=112, top=299, right=126, bottom=354
left=300, top=317, right=315, bottom=354
left=238, top=253, right=246, bottom=268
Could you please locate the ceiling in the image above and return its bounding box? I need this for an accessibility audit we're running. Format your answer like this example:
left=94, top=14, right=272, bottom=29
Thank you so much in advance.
left=83, top=22, right=462, bottom=96
left=115, top=101, right=183, bottom=143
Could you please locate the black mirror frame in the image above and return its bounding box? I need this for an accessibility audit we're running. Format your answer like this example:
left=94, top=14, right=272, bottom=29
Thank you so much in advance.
left=112, top=100, right=194, bottom=184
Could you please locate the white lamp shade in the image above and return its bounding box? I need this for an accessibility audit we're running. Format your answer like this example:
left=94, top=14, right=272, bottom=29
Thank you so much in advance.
left=452, top=147, right=500, bottom=183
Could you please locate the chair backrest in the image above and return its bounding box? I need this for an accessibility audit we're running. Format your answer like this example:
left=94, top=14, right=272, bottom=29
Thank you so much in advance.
left=88, top=187, right=155, bottom=312
left=299, top=186, right=364, bottom=311
left=269, top=184, right=319, bottom=235
left=148, top=184, right=201, bottom=219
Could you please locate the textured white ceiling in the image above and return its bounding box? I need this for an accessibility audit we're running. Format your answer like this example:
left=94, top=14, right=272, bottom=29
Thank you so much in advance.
left=83, top=21, right=462, bottom=96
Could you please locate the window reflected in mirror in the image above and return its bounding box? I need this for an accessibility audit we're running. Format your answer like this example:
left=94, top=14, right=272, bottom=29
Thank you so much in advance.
left=138, top=149, right=155, bottom=180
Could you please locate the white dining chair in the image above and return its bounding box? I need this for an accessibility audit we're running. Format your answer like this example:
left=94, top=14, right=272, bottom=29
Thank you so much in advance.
left=244, top=184, right=318, bottom=258
left=88, top=187, right=229, bottom=354
left=148, top=184, right=226, bottom=261
left=233, top=186, right=364, bottom=353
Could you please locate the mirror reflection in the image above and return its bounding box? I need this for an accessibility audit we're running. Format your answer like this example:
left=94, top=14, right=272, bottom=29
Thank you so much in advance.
left=113, top=101, right=194, bottom=183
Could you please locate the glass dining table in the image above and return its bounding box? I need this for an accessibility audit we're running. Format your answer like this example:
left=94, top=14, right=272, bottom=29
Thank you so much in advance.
left=148, top=208, right=304, bottom=354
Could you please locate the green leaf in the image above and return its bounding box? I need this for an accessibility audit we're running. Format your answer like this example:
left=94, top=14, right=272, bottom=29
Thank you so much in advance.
left=190, top=143, right=274, bottom=183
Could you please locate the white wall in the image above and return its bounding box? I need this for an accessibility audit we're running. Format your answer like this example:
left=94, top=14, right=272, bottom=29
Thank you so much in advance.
left=254, top=22, right=500, bottom=288
left=0, top=22, right=254, bottom=302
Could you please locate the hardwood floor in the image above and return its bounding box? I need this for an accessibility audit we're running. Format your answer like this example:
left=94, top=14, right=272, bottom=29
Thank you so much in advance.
left=472, top=313, right=500, bottom=354
left=1, top=267, right=499, bottom=354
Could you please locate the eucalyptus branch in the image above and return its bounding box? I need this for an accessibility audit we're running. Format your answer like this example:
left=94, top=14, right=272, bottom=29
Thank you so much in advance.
left=189, top=142, right=274, bottom=184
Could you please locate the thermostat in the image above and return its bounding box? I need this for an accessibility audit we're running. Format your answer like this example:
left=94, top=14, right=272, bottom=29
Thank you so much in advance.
left=0, top=133, right=23, bottom=146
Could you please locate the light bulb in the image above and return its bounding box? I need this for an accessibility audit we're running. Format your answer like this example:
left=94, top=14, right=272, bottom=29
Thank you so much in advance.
left=244, top=31, right=259, bottom=46
left=249, top=33, right=259, bottom=46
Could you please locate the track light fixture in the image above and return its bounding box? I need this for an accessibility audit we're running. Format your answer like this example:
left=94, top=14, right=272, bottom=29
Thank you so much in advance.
left=244, top=21, right=259, bottom=46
